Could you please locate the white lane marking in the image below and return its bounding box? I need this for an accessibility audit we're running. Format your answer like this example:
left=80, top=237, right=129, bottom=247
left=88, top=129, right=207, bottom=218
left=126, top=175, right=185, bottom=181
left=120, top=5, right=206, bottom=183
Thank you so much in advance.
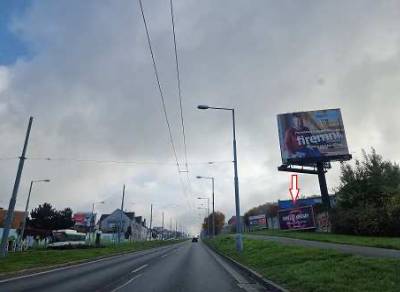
left=130, top=264, right=148, bottom=274
left=160, top=244, right=184, bottom=259
left=0, top=256, right=110, bottom=284
left=0, top=244, right=177, bottom=284
left=111, top=273, right=143, bottom=292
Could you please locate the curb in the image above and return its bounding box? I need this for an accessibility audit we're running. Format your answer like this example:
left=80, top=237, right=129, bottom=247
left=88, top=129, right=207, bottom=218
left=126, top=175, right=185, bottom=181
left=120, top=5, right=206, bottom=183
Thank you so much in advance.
left=205, top=242, right=289, bottom=292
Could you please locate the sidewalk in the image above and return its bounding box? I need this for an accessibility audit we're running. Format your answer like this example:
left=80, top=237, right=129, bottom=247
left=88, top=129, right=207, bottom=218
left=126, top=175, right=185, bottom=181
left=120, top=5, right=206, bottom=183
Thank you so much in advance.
left=245, top=234, right=400, bottom=259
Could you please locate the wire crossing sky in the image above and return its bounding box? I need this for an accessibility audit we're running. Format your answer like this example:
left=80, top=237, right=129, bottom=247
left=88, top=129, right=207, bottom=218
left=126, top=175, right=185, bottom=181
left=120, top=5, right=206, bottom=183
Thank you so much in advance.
left=1, top=1, right=400, bottom=233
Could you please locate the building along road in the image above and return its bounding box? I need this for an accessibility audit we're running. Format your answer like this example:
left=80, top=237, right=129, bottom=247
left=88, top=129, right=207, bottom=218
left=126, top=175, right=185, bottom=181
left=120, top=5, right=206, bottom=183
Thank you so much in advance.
left=0, top=240, right=267, bottom=292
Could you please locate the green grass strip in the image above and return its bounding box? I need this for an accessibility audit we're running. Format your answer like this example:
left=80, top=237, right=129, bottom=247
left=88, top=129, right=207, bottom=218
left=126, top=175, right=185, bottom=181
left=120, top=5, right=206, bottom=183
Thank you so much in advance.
left=250, top=229, right=400, bottom=250
left=208, top=236, right=400, bottom=292
left=0, top=240, right=183, bottom=275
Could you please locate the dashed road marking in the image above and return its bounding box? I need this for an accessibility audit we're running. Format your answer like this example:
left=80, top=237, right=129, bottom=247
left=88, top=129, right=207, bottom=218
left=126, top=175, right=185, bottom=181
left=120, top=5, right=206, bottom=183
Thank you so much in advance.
left=111, top=273, right=143, bottom=292
left=130, top=264, right=148, bottom=274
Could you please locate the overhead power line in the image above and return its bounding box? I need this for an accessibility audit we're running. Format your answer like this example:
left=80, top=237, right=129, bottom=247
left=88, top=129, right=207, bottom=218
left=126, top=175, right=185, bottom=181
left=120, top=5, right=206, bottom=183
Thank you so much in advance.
left=0, top=157, right=18, bottom=161
left=137, top=0, right=196, bottom=212
left=169, top=0, right=194, bottom=203
left=138, top=0, right=181, bottom=173
left=25, top=157, right=232, bottom=166
left=169, top=0, right=189, bottom=173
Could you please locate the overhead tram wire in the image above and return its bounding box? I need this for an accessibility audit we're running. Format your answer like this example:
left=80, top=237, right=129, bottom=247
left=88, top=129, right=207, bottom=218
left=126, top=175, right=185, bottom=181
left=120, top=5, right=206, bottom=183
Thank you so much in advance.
left=169, top=0, right=189, bottom=173
left=0, top=157, right=18, bottom=161
left=169, top=0, right=195, bottom=201
left=25, top=157, right=233, bottom=166
left=137, top=0, right=193, bottom=211
left=137, top=0, right=181, bottom=174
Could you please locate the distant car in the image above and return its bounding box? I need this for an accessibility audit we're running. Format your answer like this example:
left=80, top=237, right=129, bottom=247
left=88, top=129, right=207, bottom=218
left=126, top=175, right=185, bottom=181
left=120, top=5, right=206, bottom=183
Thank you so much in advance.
left=192, top=237, right=198, bottom=242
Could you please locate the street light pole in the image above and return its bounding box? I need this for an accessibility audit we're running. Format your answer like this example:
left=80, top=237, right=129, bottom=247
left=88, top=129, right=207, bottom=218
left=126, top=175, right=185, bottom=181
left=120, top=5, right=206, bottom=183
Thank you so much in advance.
left=17, top=179, right=50, bottom=250
left=211, top=178, right=215, bottom=237
left=196, top=176, right=215, bottom=237
left=90, top=201, right=104, bottom=245
left=197, top=105, right=243, bottom=252
left=118, top=184, right=125, bottom=244
left=197, top=197, right=210, bottom=237
left=149, top=204, right=153, bottom=241
left=162, top=212, right=164, bottom=240
left=231, top=109, right=243, bottom=252
left=1, top=117, right=33, bottom=257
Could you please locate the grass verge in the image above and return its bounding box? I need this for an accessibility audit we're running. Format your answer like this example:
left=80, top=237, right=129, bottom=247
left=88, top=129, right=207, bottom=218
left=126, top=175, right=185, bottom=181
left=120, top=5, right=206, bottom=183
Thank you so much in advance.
left=208, top=236, right=400, bottom=292
left=0, top=240, right=183, bottom=275
left=249, top=229, right=400, bottom=250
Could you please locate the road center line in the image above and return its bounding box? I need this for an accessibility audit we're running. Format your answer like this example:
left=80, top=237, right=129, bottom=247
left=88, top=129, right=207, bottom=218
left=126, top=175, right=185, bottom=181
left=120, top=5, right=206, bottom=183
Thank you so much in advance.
left=111, top=273, right=143, bottom=292
left=130, top=264, right=148, bottom=274
left=0, top=244, right=176, bottom=284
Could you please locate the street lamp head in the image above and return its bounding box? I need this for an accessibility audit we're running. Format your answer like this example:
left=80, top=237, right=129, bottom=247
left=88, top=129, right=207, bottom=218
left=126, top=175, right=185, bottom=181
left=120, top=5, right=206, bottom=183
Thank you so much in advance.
left=197, top=105, right=209, bottom=110
left=43, top=179, right=51, bottom=183
left=196, top=176, right=202, bottom=179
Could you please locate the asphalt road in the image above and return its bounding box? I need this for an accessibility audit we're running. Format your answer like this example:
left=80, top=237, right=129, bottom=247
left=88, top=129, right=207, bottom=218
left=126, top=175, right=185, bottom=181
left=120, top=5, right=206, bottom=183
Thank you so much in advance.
left=245, top=234, right=400, bottom=259
left=0, top=240, right=266, bottom=292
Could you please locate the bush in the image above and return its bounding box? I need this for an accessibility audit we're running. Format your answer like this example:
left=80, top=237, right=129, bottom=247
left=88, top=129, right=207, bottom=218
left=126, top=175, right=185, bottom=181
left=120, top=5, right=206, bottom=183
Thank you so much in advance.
left=332, top=149, right=400, bottom=236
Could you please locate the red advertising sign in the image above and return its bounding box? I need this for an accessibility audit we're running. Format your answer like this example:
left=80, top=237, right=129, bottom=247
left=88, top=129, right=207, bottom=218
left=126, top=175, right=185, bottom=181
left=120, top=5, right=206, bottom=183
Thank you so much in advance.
left=72, top=212, right=94, bottom=227
left=278, top=206, right=316, bottom=230
left=249, top=214, right=267, bottom=229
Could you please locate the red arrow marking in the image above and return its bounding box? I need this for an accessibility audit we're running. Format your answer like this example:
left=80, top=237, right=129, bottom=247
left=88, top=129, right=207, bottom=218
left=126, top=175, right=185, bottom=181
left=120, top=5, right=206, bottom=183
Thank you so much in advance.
left=289, top=174, right=300, bottom=205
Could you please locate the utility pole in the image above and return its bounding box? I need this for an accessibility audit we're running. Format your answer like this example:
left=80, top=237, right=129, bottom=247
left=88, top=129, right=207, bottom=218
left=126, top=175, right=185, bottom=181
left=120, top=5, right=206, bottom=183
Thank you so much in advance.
left=118, top=184, right=125, bottom=244
left=169, top=218, right=172, bottom=239
left=211, top=178, right=215, bottom=237
left=175, top=220, right=177, bottom=239
left=149, top=204, right=153, bottom=241
left=18, top=179, right=50, bottom=250
left=1, top=117, right=33, bottom=257
left=232, top=109, right=243, bottom=252
left=161, top=212, right=164, bottom=240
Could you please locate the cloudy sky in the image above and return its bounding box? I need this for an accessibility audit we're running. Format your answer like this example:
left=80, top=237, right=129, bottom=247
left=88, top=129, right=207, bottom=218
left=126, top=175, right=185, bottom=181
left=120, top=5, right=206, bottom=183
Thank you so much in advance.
left=1, top=0, right=400, bottom=234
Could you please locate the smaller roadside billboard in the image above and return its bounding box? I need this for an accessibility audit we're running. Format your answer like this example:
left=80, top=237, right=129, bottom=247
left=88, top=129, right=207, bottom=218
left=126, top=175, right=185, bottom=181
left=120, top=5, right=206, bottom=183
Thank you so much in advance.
left=73, top=212, right=95, bottom=228
left=249, top=214, right=267, bottom=229
left=278, top=206, right=316, bottom=230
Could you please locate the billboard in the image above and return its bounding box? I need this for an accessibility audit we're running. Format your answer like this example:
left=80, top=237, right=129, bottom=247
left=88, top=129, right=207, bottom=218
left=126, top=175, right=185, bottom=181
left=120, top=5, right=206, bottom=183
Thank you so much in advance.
left=277, top=109, right=350, bottom=164
left=248, top=214, right=267, bottom=229
left=73, top=212, right=96, bottom=228
left=278, top=206, right=316, bottom=230
left=278, top=196, right=336, bottom=210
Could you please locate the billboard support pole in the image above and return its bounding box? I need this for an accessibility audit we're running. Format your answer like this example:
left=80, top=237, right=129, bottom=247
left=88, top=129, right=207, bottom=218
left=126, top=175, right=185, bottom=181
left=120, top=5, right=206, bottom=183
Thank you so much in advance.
left=316, top=162, right=331, bottom=210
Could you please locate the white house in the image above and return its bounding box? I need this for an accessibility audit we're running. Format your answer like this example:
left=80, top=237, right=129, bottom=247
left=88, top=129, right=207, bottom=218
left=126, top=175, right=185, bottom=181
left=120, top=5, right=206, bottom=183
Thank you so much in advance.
left=98, top=209, right=148, bottom=241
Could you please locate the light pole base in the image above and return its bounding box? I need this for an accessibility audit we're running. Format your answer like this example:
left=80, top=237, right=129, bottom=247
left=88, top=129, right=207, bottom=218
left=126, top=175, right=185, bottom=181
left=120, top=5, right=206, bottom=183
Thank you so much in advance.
left=235, top=233, right=243, bottom=252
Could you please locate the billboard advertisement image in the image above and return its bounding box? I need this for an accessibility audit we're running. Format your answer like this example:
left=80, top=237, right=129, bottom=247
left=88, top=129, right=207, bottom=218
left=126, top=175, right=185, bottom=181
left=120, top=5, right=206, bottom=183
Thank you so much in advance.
left=73, top=212, right=95, bottom=228
left=278, top=206, right=316, bottom=230
left=277, top=108, right=350, bottom=164
left=248, top=214, right=267, bottom=229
